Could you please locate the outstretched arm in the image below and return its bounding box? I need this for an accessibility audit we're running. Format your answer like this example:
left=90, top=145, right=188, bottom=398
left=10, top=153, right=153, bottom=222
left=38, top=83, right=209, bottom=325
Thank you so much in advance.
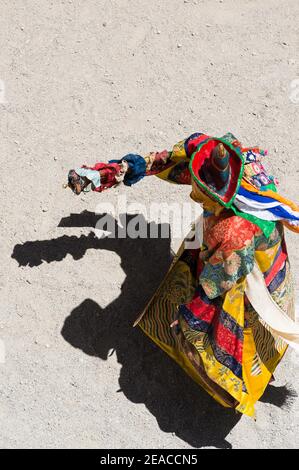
left=65, top=132, right=208, bottom=195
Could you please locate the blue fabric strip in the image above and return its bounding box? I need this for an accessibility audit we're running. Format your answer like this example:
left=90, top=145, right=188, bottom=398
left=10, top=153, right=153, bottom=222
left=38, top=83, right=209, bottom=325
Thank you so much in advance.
left=268, top=262, right=287, bottom=294
left=179, top=304, right=211, bottom=333
left=268, top=205, right=299, bottom=221
left=209, top=341, right=243, bottom=379
left=238, top=186, right=276, bottom=204
left=180, top=304, right=243, bottom=379
left=263, top=245, right=282, bottom=278
left=219, top=309, right=244, bottom=342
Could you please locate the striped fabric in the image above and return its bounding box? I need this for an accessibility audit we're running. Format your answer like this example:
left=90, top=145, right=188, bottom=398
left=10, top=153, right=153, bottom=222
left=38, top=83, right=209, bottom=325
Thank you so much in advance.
left=234, top=186, right=299, bottom=228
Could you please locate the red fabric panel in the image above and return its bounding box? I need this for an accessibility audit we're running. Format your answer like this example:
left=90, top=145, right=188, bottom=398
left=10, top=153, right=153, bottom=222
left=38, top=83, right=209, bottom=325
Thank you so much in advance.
left=213, top=320, right=243, bottom=363
left=187, top=134, right=209, bottom=156
left=185, top=294, right=219, bottom=322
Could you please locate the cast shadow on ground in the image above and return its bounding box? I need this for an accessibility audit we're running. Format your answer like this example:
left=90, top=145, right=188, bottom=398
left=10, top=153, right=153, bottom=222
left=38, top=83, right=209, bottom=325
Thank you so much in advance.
left=12, top=211, right=297, bottom=448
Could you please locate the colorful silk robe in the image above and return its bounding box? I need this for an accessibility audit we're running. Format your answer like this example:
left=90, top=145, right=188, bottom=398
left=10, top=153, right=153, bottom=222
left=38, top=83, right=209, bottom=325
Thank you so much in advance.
left=86, top=132, right=296, bottom=416
left=133, top=133, right=296, bottom=417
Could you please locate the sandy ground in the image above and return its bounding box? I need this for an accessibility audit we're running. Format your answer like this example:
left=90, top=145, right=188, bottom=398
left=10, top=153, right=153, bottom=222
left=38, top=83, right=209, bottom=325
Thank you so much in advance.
left=0, top=0, right=299, bottom=449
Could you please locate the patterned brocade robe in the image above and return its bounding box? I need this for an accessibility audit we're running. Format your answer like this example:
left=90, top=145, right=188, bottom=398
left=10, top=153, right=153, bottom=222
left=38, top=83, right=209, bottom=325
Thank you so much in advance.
left=87, top=131, right=296, bottom=416
left=135, top=134, right=296, bottom=417
left=181, top=211, right=294, bottom=414
left=138, top=210, right=295, bottom=417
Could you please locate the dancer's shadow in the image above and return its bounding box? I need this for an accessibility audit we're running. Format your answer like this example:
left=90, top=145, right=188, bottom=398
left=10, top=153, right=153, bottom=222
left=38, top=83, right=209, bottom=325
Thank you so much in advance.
left=12, top=212, right=171, bottom=268
left=11, top=211, right=296, bottom=448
